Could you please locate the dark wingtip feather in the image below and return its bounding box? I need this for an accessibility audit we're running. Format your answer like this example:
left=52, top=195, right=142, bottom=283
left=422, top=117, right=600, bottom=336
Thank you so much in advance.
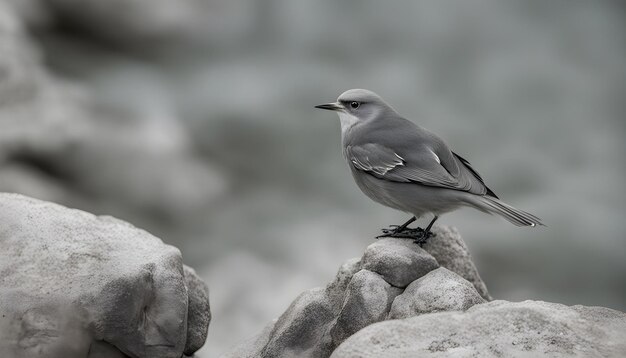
left=453, top=151, right=499, bottom=199
left=486, top=187, right=499, bottom=199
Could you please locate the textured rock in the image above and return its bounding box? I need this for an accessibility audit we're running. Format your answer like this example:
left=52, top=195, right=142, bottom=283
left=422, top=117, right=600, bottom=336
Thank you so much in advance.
left=388, top=267, right=485, bottom=319
left=224, top=228, right=626, bottom=358
left=219, top=257, right=362, bottom=358
left=203, top=252, right=321, bottom=358
left=183, top=265, right=211, bottom=356
left=221, top=232, right=461, bottom=358
left=423, top=226, right=492, bottom=300
left=332, top=300, right=626, bottom=358
left=0, top=193, right=210, bottom=358
left=330, top=270, right=402, bottom=348
left=261, top=287, right=336, bottom=358
left=220, top=259, right=366, bottom=358
left=326, top=258, right=362, bottom=304
left=361, top=238, right=439, bottom=287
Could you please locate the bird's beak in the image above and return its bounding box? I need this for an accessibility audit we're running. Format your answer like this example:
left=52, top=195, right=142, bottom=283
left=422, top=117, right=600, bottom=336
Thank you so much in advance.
left=314, top=102, right=344, bottom=112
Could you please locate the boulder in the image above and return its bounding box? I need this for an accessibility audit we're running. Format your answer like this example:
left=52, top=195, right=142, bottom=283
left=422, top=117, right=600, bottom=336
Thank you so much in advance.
left=326, top=258, right=362, bottom=303
left=221, top=227, right=487, bottom=358
left=0, top=193, right=210, bottom=358
left=329, top=270, right=402, bottom=348
left=361, top=238, right=439, bottom=288
left=332, top=300, right=626, bottom=358
left=423, top=226, right=492, bottom=300
left=260, top=287, right=336, bottom=358
left=388, top=267, right=485, bottom=319
left=183, top=265, right=211, bottom=356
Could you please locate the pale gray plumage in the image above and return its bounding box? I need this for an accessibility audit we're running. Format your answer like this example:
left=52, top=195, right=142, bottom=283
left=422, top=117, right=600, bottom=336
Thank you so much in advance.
left=316, top=89, right=543, bottom=228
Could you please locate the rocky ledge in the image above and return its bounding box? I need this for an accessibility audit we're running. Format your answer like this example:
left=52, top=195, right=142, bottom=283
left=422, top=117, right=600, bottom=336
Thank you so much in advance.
left=223, top=227, right=626, bottom=358
left=0, top=193, right=210, bottom=358
left=332, top=300, right=626, bottom=358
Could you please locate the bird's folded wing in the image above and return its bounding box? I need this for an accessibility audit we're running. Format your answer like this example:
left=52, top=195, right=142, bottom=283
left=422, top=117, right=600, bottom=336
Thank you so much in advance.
left=345, top=143, right=489, bottom=195
left=346, top=143, right=405, bottom=176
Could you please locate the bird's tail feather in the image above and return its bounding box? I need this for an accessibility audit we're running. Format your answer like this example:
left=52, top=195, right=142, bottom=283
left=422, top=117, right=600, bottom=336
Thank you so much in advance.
left=468, top=195, right=544, bottom=227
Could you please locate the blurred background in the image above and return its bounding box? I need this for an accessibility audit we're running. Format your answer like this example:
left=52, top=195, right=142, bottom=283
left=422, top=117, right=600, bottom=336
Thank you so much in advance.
left=0, top=0, right=624, bottom=356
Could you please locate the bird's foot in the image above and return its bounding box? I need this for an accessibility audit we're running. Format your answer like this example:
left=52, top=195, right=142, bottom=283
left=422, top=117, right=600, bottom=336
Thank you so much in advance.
left=377, top=225, right=424, bottom=238
left=377, top=225, right=435, bottom=247
left=377, top=224, right=404, bottom=236
left=412, top=231, right=435, bottom=247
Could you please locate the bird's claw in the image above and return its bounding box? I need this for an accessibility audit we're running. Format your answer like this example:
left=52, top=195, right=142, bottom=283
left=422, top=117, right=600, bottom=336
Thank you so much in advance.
left=377, top=226, right=424, bottom=238
left=413, top=231, right=435, bottom=247
left=379, top=225, right=400, bottom=234
left=377, top=226, right=435, bottom=247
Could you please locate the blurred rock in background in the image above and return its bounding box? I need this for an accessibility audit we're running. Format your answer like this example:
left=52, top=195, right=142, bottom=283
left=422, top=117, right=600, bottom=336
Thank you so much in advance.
left=0, top=0, right=226, bottom=254
left=0, top=0, right=624, bottom=356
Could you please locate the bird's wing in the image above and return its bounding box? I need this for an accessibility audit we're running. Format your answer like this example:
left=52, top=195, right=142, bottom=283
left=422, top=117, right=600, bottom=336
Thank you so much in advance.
left=451, top=151, right=499, bottom=198
left=346, top=142, right=495, bottom=196
left=345, top=143, right=405, bottom=176
left=346, top=143, right=457, bottom=186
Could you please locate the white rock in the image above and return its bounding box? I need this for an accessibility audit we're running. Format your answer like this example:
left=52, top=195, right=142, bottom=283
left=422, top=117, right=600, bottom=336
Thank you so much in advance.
left=330, top=270, right=402, bottom=348
left=0, top=193, right=210, bottom=358
left=422, top=226, right=491, bottom=300
left=361, top=238, right=439, bottom=288
left=388, top=267, right=485, bottom=319
left=332, top=300, right=626, bottom=358
left=183, top=265, right=211, bottom=355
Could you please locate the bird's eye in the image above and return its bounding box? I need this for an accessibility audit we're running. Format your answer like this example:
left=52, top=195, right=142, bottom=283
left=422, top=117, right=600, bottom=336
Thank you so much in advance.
left=350, top=101, right=360, bottom=109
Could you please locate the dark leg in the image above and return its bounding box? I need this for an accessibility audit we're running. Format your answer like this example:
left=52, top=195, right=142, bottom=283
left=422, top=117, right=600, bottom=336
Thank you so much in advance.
left=377, top=216, right=417, bottom=238
left=396, top=216, right=417, bottom=232
left=424, top=215, right=438, bottom=234
left=414, top=215, right=438, bottom=245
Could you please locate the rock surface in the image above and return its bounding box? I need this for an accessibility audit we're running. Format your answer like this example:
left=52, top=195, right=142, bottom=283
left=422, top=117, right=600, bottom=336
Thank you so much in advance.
left=0, top=193, right=211, bottom=358
left=422, top=226, right=492, bottom=300
left=361, top=238, right=439, bottom=288
left=332, top=300, right=626, bottom=358
left=388, top=267, right=485, bottom=319
left=222, top=226, right=487, bottom=358
left=329, top=270, right=402, bottom=349
left=183, top=265, right=212, bottom=356
left=223, top=226, right=626, bottom=358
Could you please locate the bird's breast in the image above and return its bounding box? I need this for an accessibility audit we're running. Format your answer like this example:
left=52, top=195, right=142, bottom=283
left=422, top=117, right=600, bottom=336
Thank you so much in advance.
left=337, top=112, right=359, bottom=135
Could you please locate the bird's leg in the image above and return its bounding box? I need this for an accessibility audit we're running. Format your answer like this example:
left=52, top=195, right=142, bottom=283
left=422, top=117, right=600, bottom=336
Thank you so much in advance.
left=376, top=216, right=417, bottom=239
left=396, top=216, right=417, bottom=232
left=413, top=215, right=438, bottom=246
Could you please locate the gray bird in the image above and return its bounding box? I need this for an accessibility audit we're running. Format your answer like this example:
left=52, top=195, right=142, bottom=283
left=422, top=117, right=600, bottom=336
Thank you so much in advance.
left=315, top=89, right=543, bottom=243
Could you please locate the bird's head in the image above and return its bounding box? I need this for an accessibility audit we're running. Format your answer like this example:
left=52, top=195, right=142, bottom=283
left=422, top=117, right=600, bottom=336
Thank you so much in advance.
left=315, top=89, right=395, bottom=132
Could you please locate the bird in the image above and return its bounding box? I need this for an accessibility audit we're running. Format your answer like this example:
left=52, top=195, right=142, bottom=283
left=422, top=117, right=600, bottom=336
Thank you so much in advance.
left=315, top=89, right=543, bottom=244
